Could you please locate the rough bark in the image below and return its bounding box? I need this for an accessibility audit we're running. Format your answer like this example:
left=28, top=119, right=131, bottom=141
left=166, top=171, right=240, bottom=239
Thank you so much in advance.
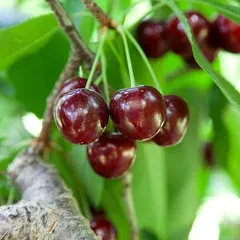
left=0, top=148, right=99, bottom=240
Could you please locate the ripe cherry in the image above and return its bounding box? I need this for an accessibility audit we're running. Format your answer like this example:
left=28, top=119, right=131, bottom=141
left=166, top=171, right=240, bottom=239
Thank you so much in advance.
left=87, top=133, right=136, bottom=178
left=58, top=77, right=100, bottom=97
left=91, top=214, right=117, bottom=240
left=54, top=89, right=109, bottom=144
left=136, top=20, right=167, bottom=58
left=184, top=42, right=218, bottom=68
left=210, top=15, right=240, bottom=53
left=109, top=86, right=166, bottom=141
left=166, top=11, right=210, bottom=58
left=153, top=95, right=189, bottom=147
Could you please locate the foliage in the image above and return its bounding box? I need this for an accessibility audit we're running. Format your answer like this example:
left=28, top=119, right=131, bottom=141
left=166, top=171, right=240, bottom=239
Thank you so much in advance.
left=0, top=0, right=240, bottom=239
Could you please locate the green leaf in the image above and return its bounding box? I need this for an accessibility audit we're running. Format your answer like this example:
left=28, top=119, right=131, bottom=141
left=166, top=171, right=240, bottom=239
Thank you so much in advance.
left=132, top=143, right=167, bottom=240
left=101, top=180, right=131, bottom=240
left=69, top=145, right=104, bottom=208
left=223, top=105, right=240, bottom=192
left=0, top=14, right=58, bottom=70
left=192, top=0, right=240, bottom=24
left=165, top=0, right=240, bottom=108
left=7, top=31, right=70, bottom=117
left=165, top=88, right=206, bottom=239
left=209, top=86, right=229, bottom=168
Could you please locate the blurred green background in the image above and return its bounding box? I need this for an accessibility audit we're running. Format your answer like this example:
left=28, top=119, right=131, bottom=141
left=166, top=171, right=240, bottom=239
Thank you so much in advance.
left=1, top=0, right=240, bottom=239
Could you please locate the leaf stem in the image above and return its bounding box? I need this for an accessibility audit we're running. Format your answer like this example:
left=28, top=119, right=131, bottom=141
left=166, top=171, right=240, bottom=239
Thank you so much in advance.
left=124, top=28, right=163, bottom=93
left=85, top=31, right=107, bottom=89
left=122, top=172, right=139, bottom=240
left=118, top=26, right=136, bottom=88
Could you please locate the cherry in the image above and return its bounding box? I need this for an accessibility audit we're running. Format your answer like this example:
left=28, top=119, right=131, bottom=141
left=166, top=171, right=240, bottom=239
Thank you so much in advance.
left=184, top=41, right=218, bottom=68
left=136, top=20, right=167, bottom=58
left=109, top=86, right=166, bottom=141
left=166, top=11, right=210, bottom=58
left=54, top=88, right=109, bottom=144
left=210, top=15, right=240, bottom=53
left=203, top=142, right=215, bottom=167
left=91, top=214, right=117, bottom=240
left=58, top=77, right=100, bottom=97
left=153, top=95, right=189, bottom=147
left=87, top=133, right=136, bottom=178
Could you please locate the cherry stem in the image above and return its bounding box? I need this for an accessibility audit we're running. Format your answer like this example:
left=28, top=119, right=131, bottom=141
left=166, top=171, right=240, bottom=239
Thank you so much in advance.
left=118, top=26, right=136, bottom=88
left=122, top=172, right=139, bottom=240
left=95, top=75, right=103, bottom=86
left=85, top=30, right=107, bottom=89
left=100, top=51, right=110, bottom=104
left=124, top=28, right=163, bottom=93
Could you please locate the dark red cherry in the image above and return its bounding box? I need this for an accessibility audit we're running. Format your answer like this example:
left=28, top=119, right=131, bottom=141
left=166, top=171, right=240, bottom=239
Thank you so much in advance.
left=58, top=77, right=100, bottom=97
left=210, top=15, right=240, bottom=53
left=87, top=133, right=136, bottom=178
left=153, top=95, right=189, bottom=146
left=184, top=42, right=218, bottom=68
left=109, top=86, right=166, bottom=141
left=91, top=214, right=117, bottom=240
left=54, top=89, right=109, bottom=144
left=203, top=142, right=215, bottom=167
left=136, top=20, right=167, bottom=58
left=167, top=11, right=210, bottom=58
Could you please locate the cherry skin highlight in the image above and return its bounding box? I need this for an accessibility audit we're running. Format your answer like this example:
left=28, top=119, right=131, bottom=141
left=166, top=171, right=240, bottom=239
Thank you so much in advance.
left=91, top=214, right=117, bottom=240
left=136, top=20, right=167, bottom=58
left=54, top=88, right=109, bottom=145
left=153, top=95, right=189, bottom=147
left=109, top=86, right=166, bottom=141
left=210, top=15, right=240, bottom=53
left=58, top=77, right=100, bottom=97
left=166, top=11, right=210, bottom=58
left=87, top=133, right=136, bottom=178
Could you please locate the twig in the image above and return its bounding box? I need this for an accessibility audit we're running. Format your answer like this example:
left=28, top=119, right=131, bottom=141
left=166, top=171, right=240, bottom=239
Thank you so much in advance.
left=46, top=0, right=94, bottom=70
left=122, top=172, right=139, bottom=240
left=36, top=0, right=96, bottom=150
left=37, top=49, right=82, bottom=149
left=81, top=0, right=118, bottom=29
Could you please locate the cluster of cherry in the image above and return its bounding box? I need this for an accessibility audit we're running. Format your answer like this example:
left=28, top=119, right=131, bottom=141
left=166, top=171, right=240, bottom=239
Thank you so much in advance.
left=54, top=77, right=189, bottom=178
left=137, top=12, right=240, bottom=68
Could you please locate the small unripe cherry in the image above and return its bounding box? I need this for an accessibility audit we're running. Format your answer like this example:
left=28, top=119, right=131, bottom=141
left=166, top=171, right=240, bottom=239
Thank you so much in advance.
left=203, top=142, right=215, bottom=167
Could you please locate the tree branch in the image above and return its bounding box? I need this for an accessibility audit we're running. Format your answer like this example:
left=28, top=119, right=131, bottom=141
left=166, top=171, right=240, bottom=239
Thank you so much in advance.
left=46, top=0, right=94, bottom=70
left=0, top=149, right=99, bottom=240
left=122, top=172, right=139, bottom=240
left=37, top=49, right=82, bottom=148
left=81, top=0, right=118, bottom=29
